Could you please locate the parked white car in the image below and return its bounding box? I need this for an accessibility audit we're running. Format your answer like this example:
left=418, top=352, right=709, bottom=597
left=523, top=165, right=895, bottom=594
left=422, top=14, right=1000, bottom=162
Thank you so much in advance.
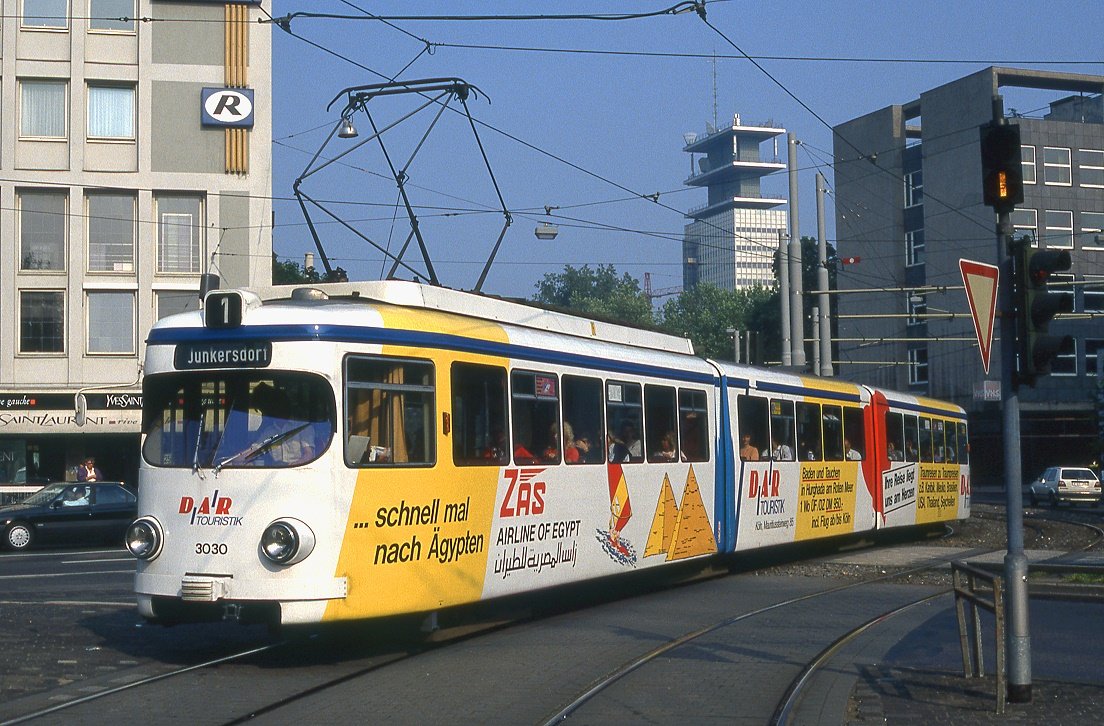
left=1027, top=467, right=1101, bottom=507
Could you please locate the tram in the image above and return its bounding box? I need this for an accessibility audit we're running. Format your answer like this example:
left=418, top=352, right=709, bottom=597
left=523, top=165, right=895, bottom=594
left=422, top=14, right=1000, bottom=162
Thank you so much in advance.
left=127, top=281, right=969, bottom=627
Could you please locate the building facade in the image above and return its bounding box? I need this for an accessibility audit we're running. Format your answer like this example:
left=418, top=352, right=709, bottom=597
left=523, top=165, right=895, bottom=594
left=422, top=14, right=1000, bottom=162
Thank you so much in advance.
left=682, top=115, right=787, bottom=291
left=0, top=0, right=271, bottom=487
left=833, top=67, right=1104, bottom=481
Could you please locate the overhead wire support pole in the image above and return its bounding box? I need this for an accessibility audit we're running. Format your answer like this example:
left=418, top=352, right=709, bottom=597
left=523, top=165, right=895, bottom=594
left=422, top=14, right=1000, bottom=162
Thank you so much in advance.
left=787, top=134, right=806, bottom=368
left=779, top=228, right=792, bottom=366
left=816, top=171, right=832, bottom=376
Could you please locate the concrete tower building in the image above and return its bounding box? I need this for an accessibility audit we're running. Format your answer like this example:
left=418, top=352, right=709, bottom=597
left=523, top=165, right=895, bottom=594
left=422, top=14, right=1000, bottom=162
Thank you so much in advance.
left=682, top=114, right=787, bottom=291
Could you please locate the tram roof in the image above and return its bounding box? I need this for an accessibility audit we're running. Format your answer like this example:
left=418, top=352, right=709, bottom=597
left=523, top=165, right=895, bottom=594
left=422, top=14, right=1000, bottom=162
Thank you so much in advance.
left=252, top=280, right=697, bottom=356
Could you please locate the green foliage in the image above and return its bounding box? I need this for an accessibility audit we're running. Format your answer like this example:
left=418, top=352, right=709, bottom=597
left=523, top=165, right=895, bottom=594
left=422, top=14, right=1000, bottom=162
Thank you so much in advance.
left=532, top=264, right=654, bottom=326
left=659, top=284, right=775, bottom=361
left=272, top=253, right=323, bottom=285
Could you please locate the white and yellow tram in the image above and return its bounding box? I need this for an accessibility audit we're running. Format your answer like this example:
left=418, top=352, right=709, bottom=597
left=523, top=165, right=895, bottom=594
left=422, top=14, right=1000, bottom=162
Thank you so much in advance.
left=127, top=282, right=969, bottom=626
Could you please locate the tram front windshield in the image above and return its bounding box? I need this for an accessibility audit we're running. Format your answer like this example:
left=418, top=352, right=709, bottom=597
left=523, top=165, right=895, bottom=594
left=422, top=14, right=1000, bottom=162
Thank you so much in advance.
left=142, top=372, right=334, bottom=470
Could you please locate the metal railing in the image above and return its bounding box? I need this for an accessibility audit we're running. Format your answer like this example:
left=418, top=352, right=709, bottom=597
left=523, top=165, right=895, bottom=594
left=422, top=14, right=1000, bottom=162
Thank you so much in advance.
left=951, top=560, right=1006, bottom=714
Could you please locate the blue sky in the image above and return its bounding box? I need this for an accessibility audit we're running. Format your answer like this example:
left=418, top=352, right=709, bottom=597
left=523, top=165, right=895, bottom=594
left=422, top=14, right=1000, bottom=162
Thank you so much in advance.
left=270, top=1, right=1100, bottom=299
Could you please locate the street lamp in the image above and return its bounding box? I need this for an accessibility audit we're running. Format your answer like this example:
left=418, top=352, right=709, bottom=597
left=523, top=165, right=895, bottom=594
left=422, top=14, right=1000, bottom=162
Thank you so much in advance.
left=535, top=205, right=559, bottom=241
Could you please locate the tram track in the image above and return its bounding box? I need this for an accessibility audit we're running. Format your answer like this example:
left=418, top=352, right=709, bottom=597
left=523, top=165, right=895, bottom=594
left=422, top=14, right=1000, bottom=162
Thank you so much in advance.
left=5, top=515, right=1100, bottom=724
left=539, top=544, right=1003, bottom=725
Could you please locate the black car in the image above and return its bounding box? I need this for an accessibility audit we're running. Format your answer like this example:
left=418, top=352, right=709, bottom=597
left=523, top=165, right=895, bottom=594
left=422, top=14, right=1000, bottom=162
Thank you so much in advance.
left=1, top=482, right=137, bottom=551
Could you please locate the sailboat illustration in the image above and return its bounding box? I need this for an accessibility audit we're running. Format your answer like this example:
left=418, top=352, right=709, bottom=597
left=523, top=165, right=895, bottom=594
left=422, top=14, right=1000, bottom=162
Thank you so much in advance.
left=598, top=462, right=637, bottom=566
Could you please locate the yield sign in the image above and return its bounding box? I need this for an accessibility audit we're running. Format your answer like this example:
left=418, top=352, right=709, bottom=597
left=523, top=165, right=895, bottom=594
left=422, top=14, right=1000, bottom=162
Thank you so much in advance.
left=959, top=259, right=999, bottom=374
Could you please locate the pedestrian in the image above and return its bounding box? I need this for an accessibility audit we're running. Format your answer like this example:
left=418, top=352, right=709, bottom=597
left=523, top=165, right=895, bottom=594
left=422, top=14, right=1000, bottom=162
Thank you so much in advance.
left=77, top=457, right=103, bottom=482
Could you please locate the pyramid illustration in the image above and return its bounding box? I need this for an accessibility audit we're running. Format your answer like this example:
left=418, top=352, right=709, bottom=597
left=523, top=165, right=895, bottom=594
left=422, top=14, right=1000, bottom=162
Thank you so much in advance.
left=644, top=473, right=679, bottom=558
left=667, top=465, right=718, bottom=560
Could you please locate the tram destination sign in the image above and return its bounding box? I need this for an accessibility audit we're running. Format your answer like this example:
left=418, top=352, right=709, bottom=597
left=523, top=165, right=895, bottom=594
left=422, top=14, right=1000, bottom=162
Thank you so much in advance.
left=175, top=342, right=272, bottom=369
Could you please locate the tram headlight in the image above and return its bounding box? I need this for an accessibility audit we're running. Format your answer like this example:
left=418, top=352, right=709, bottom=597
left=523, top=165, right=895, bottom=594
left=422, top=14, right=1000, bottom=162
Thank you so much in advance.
left=126, top=517, right=163, bottom=561
left=260, top=518, right=316, bottom=566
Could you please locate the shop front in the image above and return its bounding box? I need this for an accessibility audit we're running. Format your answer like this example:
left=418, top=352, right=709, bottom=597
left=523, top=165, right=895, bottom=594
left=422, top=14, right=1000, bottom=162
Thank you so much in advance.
left=0, top=392, right=142, bottom=488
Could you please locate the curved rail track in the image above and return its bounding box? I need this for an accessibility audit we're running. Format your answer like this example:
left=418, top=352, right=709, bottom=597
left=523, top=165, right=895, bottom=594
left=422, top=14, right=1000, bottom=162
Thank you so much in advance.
left=4, top=512, right=1101, bottom=725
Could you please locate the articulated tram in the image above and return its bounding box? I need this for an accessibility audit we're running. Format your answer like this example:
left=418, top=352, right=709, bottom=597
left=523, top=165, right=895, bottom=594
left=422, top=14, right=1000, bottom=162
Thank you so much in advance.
left=127, top=281, right=970, bottom=627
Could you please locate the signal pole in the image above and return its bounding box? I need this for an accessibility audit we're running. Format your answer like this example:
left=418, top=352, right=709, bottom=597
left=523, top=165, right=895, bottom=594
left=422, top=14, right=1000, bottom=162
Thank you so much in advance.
left=986, top=96, right=1031, bottom=704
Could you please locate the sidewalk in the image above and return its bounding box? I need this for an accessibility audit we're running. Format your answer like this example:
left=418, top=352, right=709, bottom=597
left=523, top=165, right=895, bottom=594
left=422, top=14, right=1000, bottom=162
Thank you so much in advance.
left=850, top=588, right=1104, bottom=724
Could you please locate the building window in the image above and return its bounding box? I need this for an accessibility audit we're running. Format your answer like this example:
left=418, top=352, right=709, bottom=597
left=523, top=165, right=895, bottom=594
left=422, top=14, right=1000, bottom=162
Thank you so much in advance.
left=1082, top=211, right=1104, bottom=249
left=89, top=0, right=135, bottom=32
left=22, top=0, right=68, bottom=29
left=1042, top=147, right=1071, bottom=185
left=905, top=229, right=924, bottom=266
left=906, top=293, right=926, bottom=325
left=87, top=85, right=135, bottom=139
left=1084, top=275, right=1104, bottom=314
left=904, top=170, right=923, bottom=208
left=1052, top=338, right=1076, bottom=376
left=907, top=348, right=928, bottom=386
left=1051, top=273, right=1075, bottom=313
left=20, top=291, right=65, bottom=353
left=1021, top=145, right=1036, bottom=184
left=87, top=291, right=135, bottom=354
left=1080, top=149, right=1104, bottom=188
left=156, top=290, right=200, bottom=319
left=87, top=193, right=135, bottom=272
left=1085, top=339, right=1104, bottom=377
left=1044, top=210, right=1073, bottom=249
left=19, top=80, right=67, bottom=138
left=156, top=194, right=204, bottom=273
left=19, top=190, right=66, bottom=271
left=1012, top=208, right=1038, bottom=247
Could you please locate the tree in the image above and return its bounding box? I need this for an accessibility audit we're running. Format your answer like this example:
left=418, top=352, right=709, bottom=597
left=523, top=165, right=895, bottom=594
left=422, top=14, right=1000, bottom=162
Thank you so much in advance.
left=532, top=264, right=654, bottom=326
left=658, top=284, right=773, bottom=361
left=272, top=253, right=323, bottom=285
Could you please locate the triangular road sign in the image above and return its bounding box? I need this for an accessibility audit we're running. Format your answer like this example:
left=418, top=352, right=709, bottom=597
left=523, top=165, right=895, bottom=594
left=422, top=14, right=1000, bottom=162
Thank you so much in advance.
left=959, top=259, right=1000, bottom=374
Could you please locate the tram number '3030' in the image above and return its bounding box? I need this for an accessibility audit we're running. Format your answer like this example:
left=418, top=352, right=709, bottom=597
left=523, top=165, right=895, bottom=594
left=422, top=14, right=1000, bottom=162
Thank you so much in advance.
left=195, top=542, right=228, bottom=555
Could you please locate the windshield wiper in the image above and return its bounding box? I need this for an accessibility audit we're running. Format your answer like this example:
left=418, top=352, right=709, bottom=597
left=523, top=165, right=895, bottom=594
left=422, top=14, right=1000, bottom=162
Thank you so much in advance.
left=192, top=408, right=206, bottom=477
left=213, top=422, right=311, bottom=474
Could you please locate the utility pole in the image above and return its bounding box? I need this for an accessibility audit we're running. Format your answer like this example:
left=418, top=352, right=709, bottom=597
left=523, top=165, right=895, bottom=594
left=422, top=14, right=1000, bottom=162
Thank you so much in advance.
left=811, top=306, right=821, bottom=374
left=816, top=171, right=833, bottom=376
left=779, top=228, right=792, bottom=366
left=987, top=95, right=1031, bottom=704
left=788, top=134, right=806, bottom=367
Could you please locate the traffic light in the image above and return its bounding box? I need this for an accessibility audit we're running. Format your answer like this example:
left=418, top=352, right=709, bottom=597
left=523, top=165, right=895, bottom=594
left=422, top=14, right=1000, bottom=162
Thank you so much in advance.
left=1012, top=237, right=1072, bottom=385
left=980, top=122, right=1024, bottom=214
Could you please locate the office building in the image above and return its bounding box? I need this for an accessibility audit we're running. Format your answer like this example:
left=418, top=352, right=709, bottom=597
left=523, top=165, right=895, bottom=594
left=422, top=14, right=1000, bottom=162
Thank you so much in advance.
left=0, top=0, right=272, bottom=486
left=833, top=67, right=1104, bottom=478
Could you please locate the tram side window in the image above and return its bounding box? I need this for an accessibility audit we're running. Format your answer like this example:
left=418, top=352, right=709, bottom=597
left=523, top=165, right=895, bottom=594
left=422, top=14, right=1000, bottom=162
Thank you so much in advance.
left=903, top=415, right=920, bottom=462
left=943, top=421, right=958, bottom=463
left=822, top=404, right=844, bottom=461
left=885, top=412, right=905, bottom=461
left=919, top=417, right=934, bottom=463
left=606, top=381, right=643, bottom=463
left=645, top=385, right=679, bottom=462
left=562, top=375, right=603, bottom=464
left=737, top=394, right=768, bottom=461
left=796, top=402, right=822, bottom=461
left=345, top=356, right=435, bottom=466
left=452, top=363, right=508, bottom=466
left=957, top=422, right=969, bottom=464
left=843, top=407, right=864, bottom=460
left=769, top=399, right=796, bottom=461
left=512, top=371, right=560, bottom=465
left=679, top=388, right=710, bottom=462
